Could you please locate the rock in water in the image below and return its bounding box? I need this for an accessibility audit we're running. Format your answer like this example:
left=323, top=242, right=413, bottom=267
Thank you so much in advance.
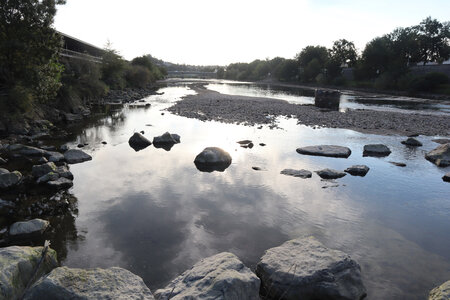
left=153, top=132, right=180, bottom=151
left=443, top=173, right=450, bottom=183
left=296, top=145, right=351, bottom=158
left=9, top=219, right=49, bottom=238
left=0, top=246, right=58, bottom=299
left=194, top=147, right=232, bottom=172
left=0, top=171, right=22, bottom=189
left=23, top=267, right=155, bottom=300
left=401, top=137, right=422, bottom=147
left=363, top=144, right=391, bottom=157
left=256, top=237, right=366, bottom=300
left=128, top=132, right=152, bottom=151
left=429, top=280, right=450, bottom=300
left=47, top=177, right=73, bottom=190
left=154, top=252, right=260, bottom=300
left=280, top=169, right=312, bottom=178
left=64, top=149, right=92, bottom=164
left=316, top=168, right=347, bottom=179
left=345, top=165, right=370, bottom=176
left=432, top=139, right=450, bottom=145
left=425, top=143, right=450, bottom=167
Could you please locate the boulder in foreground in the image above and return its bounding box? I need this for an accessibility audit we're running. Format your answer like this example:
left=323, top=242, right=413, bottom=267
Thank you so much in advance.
left=0, top=246, right=58, bottom=300
left=154, top=252, right=260, bottom=300
left=24, top=266, right=154, bottom=300
left=194, top=147, right=232, bottom=172
left=256, top=237, right=366, bottom=300
left=64, top=149, right=92, bottom=164
left=429, top=280, right=450, bottom=300
left=9, top=219, right=49, bottom=238
left=128, top=132, right=152, bottom=151
left=296, top=145, right=351, bottom=158
left=425, top=143, right=450, bottom=167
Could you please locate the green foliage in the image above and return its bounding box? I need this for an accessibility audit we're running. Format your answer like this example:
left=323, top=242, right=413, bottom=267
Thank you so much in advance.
left=273, top=59, right=298, bottom=81
left=296, top=46, right=329, bottom=67
left=415, top=17, right=450, bottom=64
left=408, top=72, right=449, bottom=92
left=0, top=0, right=66, bottom=112
left=329, top=39, right=357, bottom=67
left=126, top=65, right=152, bottom=88
left=101, top=45, right=127, bottom=90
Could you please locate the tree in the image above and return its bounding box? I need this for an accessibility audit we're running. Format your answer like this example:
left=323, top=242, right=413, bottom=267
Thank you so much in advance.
left=329, top=39, right=357, bottom=67
left=296, top=46, right=329, bottom=82
left=357, top=37, right=392, bottom=79
left=101, top=42, right=127, bottom=90
left=415, top=17, right=450, bottom=64
left=0, top=0, right=66, bottom=111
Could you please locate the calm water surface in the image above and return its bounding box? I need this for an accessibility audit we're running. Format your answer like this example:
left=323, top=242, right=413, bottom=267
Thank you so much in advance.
left=56, top=82, right=449, bottom=299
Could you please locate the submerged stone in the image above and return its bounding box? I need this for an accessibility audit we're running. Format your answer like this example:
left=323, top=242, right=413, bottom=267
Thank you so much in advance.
left=296, top=145, right=351, bottom=158
left=345, top=165, right=370, bottom=176
left=316, top=168, right=347, bottom=179
left=280, top=169, right=312, bottom=178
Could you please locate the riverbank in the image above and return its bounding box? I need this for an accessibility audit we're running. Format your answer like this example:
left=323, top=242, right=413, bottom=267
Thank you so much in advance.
left=167, top=84, right=450, bottom=136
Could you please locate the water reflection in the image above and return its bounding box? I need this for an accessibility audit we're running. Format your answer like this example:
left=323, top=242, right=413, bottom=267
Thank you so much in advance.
left=56, top=84, right=450, bottom=299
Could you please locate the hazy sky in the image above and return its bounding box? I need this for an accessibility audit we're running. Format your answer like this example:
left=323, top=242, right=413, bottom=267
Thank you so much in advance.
left=54, top=0, right=450, bottom=66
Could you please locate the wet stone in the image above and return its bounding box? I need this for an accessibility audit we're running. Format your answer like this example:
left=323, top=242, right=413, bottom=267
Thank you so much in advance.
left=345, top=165, right=370, bottom=176
left=316, top=168, right=347, bottom=179
left=363, top=144, right=391, bottom=157
left=280, top=169, right=312, bottom=178
left=296, top=145, right=351, bottom=158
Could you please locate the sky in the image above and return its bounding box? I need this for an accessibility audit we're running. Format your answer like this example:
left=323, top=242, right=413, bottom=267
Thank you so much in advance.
left=54, top=0, right=450, bottom=66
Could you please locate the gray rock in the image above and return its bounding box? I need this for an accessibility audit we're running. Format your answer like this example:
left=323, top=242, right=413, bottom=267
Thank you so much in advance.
left=9, top=219, right=49, bottom=237
left=296, top=145, right=351, bottom=158
left=443, top=173, right=450, bottom=183
left=389, top=161, right=406, bottom=167
left=432, top=139, right=450, bottom=145
left=425, top=143, right=450, bottom=167
left=47, top=151, right=65, bottom=163
left=37, top=172, right=60, bottom=184
left=56, top=165, right=73, bottom=180
left=38, top=157, right=48, bottom=164
left=153, top=132, right=181, bottom=144
left=316, top=168, right=347, bottom=179
left=256, top=237, right=366, bottom=300
left=128, top=132, right=152, bottom=151
left=15, top=145, right=46, bottom=157
left=0, top=157, right=6, bottom=164
left=47, top=177, right=73, bottom=190
left=280, top=169, right=312, bottom=178
left=59, top=145, right=69, bottom=152
left=429, top=280, right=450, bottom=299
left=401, top=137, right=422, bottom=147
left=345, top=165, right=370, bottom=176
left=237, top=140, right=252, bottom=145
left=0, top=246, right=58, bottom=300
left=363, top=144, right=391, bottom=157
left=0, top=171, right=23, bottom=189
left=64, top=149, right=92, bottom=164
left=0, top=168, right=9, bottom=175
left=32, top=162, right=58, bottom=178
left=24, top=266, right=155, bottom=300
left=155, top=252, right=260, bottom=300
left=194, top=147, right=232, bottom=172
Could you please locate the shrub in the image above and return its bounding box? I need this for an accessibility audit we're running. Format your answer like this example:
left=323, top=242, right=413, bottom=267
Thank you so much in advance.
left=126, top=65, right=152, bottom=88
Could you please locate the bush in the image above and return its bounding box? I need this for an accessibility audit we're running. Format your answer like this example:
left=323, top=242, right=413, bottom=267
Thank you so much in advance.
left=374, top=72, right=396, bottom=90
left=126, top=65, right=152, bottom=88
left=407, top=72, right=449, bottom=92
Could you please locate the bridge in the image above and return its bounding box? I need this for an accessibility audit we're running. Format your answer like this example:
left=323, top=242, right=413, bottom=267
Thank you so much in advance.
left=59, top=31, right=104, bottom=63
left=167, top=70, right=217, bottom=79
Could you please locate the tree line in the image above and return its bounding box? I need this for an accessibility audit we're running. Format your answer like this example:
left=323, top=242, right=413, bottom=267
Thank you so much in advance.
left=0, top=0, right=167, bottom=115
left=218, top=17, right=450, bottom=94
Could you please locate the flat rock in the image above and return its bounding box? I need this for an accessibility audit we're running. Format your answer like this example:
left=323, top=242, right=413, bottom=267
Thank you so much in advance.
left=32, top=162, right=58, bottom=178
left=155, top=252, right=260, bottom=300
left=425, top=143, right=450, bottom=167
left=389, top=161, right=406, bottom=167
left=11, top=145, right=46, bottom=157
left=432, top=139, right=450, bottom=145
left=9, top=219, right=49, bottom=237
left=363, top=144, right=391, bottom=157
left=47, top=177, right=73, bottom=190
left=256, top=237, right=366, bottom=300
left=24, top=267, right=154, bottom=300
left=443, top=173, right=450, bottom=183
left=345, top=165, right=370, bottom=176
left=237, top=140, right=252, bottom=145
left=128, top=132, right=152, bottom=151
left=64, top=149, right=92, bottom=164
left=280, top=169, right=312, bottom=178
left=0, top=246, right=58, bottom=300
left=0, top=171, right=22, bottom=189
left=37, top=172, right=59, bottom=184
left=401, top=137, right=422, bottom=147
left=194, top=147, right=232, bottom=172
left=429, top=280, right=450, bottom=300
left=316, top=168, right=347, bottom=179
left=296, top=145, right=351, bottom=158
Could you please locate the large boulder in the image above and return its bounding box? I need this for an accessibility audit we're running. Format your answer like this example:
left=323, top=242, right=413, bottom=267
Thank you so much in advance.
left=46, top=151, right=65, bottom=163
left=0, top=246, right=58, bottom=300
left=296, top=145, right=351, bottom=158
left=345, top=165, right=370, bottom=177
left=316, top=168, right=347, bottom=179
left=429, top=280, right=450, bottom=300
left=9, top=219, right=49, bottom=239
left=153, top=132, right=180, bottom=145
left=0, top=170, right=22, bottom=189
left=256, top=237, right=366, bottom=300
left=401, top=137, right=422, bottom=147
left=64, top=149, right=92, bottom=164
left=280, top=169, right=312, bottom=178
left=155, top=252, right=260, bottom=300
left=425, top=143, right=450, bottom=167
left=194, top=147, right=232, bottom=172
left=128, top=132, right=152, bottom=151
left=363, top=144, right=391, bottom=157
left=23, top=267, right=155, bottom=300
left=32, top=162, right=58, bottom=178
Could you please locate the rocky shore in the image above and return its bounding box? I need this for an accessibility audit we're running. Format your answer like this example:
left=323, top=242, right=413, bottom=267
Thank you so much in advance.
left=168, top=85, right=450, bottom=136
